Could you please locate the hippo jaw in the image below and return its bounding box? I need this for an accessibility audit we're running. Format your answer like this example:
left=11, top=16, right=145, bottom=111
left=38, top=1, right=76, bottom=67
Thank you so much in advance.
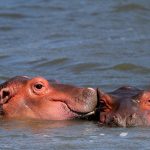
left=99, top=111, right=149, bottom=127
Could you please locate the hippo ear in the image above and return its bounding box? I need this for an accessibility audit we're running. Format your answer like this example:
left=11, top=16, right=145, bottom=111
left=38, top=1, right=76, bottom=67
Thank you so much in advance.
left=98, top=89, right=115, bottom=112
left=0, top=88, right=11, bottom=104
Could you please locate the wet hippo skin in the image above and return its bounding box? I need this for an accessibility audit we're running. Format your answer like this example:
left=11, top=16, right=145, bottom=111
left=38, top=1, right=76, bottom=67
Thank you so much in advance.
left=0, top=76, right=97, bottom=120
left=97, top=86, right=150, bottom=127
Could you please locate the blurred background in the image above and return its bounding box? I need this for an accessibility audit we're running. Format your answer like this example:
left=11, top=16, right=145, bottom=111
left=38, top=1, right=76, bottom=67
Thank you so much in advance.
left=0, top=0, right=150, bottom=149
left=0, top=0, right=149, bottom=91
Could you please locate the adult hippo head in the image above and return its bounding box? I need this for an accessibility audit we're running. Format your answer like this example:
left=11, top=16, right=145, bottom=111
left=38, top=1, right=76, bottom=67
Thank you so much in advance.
left=0, top=76, right=97, bottom=120
left=97, top=86, right=150, bottom=127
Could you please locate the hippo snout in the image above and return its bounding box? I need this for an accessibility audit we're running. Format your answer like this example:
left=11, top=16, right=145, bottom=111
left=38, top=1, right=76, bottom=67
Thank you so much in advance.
left=80, top=88, right=98, bottom=113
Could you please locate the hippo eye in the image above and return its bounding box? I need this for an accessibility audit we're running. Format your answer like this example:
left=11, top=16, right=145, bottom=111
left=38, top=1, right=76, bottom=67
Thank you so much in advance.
left=147, top=100, right=150, bottom=103
left=34, top=84, right=43, bottom=90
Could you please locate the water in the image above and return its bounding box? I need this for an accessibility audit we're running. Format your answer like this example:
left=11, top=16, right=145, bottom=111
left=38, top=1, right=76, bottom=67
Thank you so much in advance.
left=0, top=0, right=150, bottom=149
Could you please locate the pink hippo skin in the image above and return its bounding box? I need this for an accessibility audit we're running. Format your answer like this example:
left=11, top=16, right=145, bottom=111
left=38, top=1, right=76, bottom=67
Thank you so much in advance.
left=0, top=76, right=97, bottom=120
left=97, top=86, right=150, bottom=127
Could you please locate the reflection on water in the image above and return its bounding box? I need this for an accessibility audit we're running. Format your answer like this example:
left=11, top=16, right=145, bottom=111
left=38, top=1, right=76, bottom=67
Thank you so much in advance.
left=113, top=3, right=149, bottom=12
left=1, top=119, right=150, bottom=150
left=0, top=0, right=150, bottom=149
left=0, top=119, right=86, bottom=132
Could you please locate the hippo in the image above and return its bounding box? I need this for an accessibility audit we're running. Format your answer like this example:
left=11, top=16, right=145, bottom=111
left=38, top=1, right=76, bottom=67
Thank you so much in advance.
left=0, top=76, right=97, bottom=120
left=97, top=86, right=150, bottom=127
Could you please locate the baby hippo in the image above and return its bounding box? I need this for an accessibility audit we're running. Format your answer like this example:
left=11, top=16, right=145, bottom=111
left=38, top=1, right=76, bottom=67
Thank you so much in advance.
left=97, top=86, right=150, bottom=127
left=0, top=76, right=97, bottom=120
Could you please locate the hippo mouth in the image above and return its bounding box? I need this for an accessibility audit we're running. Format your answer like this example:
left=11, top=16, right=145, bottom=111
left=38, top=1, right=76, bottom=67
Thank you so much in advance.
left=49, top=88, right=99, bottom=119
left=66, top=105, right=96, bottom=119
left=96, top=106, right=149, bottom=127
left=72, top=88, right=99, bottom=119
left=98, top=113, right=149, bottom=127
left=50, top=99, right=96, bottom=119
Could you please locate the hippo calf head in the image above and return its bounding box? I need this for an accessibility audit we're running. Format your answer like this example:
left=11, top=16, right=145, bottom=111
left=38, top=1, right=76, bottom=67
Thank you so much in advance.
left=97, top=86, right=150, bottom=127
left=0, top=76, right=97, bottom=120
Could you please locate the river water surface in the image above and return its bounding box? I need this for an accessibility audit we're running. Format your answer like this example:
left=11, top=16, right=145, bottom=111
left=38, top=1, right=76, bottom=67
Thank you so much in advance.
left=0, top=0, right=150, bottom=149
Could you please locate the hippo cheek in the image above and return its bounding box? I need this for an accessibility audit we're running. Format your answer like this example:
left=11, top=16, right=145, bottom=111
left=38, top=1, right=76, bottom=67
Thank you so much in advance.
left=2, top=101, right=35, bottom=119
left=33, top=101, right=81, bottom=120
left=2, top=99, right=79, bottom=120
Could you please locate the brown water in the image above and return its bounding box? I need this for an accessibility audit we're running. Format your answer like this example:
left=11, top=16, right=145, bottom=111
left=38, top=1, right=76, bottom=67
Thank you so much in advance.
left=0, top=0, right=150, bottom=149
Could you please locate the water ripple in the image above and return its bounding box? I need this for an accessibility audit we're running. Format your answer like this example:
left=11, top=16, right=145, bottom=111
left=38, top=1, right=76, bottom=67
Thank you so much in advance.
left=0, top=26, right=14, bottom=31
left=113, top=3, right=149, bottom=12
left=19, top=5, right=65, bottom=11
left=0, top=54, right=10, bottom=59
left=0, top=12, right=26, bottom=19
left=34, top=58, right=69, bottom=68
left=112, top=63, right=150, bottom=74
left=70, top=63, right=100, bottom=74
